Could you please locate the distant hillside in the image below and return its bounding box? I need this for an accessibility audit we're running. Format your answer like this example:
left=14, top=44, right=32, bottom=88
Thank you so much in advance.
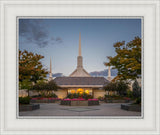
left=46, top=69, right=118, bottom=78
left=52, top=73, right=64, bottom=77
left=89, top=69, right=118, bottom=77
left=46, top=73, right=65, bottom=78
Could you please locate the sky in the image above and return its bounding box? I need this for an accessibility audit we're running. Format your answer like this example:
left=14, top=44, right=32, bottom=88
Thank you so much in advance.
left=19, top=18, right=141, bottom=76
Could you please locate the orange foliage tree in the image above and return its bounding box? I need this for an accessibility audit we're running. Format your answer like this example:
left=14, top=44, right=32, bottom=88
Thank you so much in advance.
left=105, top=37, right=141, bottom=81
left=19, top=50, right=48, bottom=84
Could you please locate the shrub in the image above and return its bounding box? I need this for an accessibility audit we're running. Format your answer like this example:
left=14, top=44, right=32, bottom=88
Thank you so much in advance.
left=104, top=81, right=129, bottom=97
left=50, top=93, right=57, bottom=98
left=104, top=94, right=110, bottom=98
left=32, top=80, right=59, bottom=91
left=88, top=95, right=93, bottom=99
left=135, top=97, right=141, bottom=104
left=98, top=96, right=104, bottom=101
left=132, top=80, right=141, bottom=98
left=19, top=96, right=30, bottom=104
left=127, top=90, right=133, bottom=98
left=66, top=93, right=72, bottom=99
left=31, top=94, right=41, bottom=98
left=37, top=91, right=58, bottom=98
left=66, top=93, right=93, bottom=100
left=116, top=81, right=128, bottom=96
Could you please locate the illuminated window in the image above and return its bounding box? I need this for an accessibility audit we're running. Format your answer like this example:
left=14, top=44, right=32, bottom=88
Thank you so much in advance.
left=85, top=90, right=89, bottom=94
left=71, top=90, right=75, bottom=94
left=68, top=88, right=93, bottom=95
left=77, top=88, right=84, bottom=94
left=68, top=89, right=76, bottom=94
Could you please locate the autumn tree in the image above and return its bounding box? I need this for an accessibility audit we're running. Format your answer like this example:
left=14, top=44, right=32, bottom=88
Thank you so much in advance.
left=105, top=37, right=141, bottom=80
left=19, top=50, right=48, bottom=84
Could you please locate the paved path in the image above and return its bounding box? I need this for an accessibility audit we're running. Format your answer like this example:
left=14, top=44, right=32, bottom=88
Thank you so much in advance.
left=19, top=103, right=141, bottom=117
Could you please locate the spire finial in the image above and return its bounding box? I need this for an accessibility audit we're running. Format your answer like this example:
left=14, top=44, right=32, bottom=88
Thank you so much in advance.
left=79, top=32, right=81, bottom=56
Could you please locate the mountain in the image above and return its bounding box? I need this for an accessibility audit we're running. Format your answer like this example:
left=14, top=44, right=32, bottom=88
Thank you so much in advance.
left=46, top=69, right=118, bottom=78
left=46, top=73, right=65, bottom=78
left=52, top=73, right=64, bottom=77
left=89, top=69, right=118, bottom=77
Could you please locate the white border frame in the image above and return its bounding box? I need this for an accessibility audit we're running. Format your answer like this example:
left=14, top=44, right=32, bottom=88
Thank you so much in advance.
left=0, top=0, right=160, bottom=135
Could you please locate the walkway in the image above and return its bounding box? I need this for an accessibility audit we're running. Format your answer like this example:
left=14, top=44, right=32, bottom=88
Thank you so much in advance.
left=19, top=103, right=141, bottom=117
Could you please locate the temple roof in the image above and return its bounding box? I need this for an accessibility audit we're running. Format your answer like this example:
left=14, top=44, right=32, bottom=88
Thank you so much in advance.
left=69, top=68, right=91, bottom=77
left=54, top=77, right=109, bottom=87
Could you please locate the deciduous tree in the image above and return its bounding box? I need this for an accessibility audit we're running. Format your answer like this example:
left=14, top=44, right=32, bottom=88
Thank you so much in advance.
left=105, top=37, right=141, bottom=80
left=19, top=50, right=48, bottom=83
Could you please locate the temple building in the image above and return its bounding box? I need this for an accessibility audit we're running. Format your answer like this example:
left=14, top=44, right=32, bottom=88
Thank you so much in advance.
left=48, top=33, right=110, bottom=99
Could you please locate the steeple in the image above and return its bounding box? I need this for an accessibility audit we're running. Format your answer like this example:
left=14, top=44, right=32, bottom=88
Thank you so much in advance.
left=108, top=66, right=111, bottom=77
left=69, top=33, right=91, bottom=77
left=49, top=57, right=53, bottom=81
left=79, top=32, right=81, bottom=56
left=77, top=33, right=83, bottom=69
left=107, top=66, right=112, bottom=81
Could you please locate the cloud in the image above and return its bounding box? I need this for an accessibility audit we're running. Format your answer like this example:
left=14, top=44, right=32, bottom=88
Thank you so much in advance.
left=19, top=19, right=63, bottom=48
left=55, top=37, right=63, bottom=43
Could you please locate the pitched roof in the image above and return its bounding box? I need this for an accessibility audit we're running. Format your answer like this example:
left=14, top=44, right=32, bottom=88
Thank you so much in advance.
left=54, top=77, right=109, bottom=86
left=69, top=68, right=91, bottom=77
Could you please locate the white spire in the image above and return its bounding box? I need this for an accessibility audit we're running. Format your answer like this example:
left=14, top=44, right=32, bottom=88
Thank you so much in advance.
left=108, top=66, right=111, bottom=77
left=77, top=32, right=83, bottom=69
left=49, top=57, right=52, bottom=80
left=79, top=32, right=81, bottom=56
left=107, top=66, right=112, bottom=81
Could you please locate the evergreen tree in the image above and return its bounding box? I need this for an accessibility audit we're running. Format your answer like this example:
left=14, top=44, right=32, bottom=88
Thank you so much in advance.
left=132, top=80, right=141, bottom=98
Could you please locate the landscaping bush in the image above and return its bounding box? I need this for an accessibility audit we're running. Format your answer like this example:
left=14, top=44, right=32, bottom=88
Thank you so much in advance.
left=104, top=81, right=129, bottom=97
left=105, top=94, right=124, bottom=100
left=127, top=90, right=133, bottom=99
left=67, top=93, right=74, bottom=99
left=135, top=97, right=141, bottom=104
left=46, top=93, right=57, bottom=98
left=31, top=94, right=41, bottom=98
left=98, top=96, right=104, bottom=101
left=35, top=91, right=58, bottom=98
left=132, top=80, right=141, bottom=98
left=19, top=96, right=30, bottom=104
left=105, top=94, right=110, bottom=98
left=66, top=93, right=93, bottom=100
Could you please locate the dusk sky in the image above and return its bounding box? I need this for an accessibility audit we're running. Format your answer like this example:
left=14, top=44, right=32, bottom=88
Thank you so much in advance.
left=19, top=18, right=141, bottom=76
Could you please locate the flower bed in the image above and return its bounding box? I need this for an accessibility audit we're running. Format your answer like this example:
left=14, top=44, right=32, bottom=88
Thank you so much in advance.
left=105, top=97, right=131, bottom=103
left=30, top=97, right=61, bottom=103
left=121, top=103, right=141, bottom=112
left=60, top=100, right=71, bottom=105
left=60, top=98, right=99, bottom=106
left=63, top=98, right=85, bottom=101
left=19, top=104, right=40, bottom=112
